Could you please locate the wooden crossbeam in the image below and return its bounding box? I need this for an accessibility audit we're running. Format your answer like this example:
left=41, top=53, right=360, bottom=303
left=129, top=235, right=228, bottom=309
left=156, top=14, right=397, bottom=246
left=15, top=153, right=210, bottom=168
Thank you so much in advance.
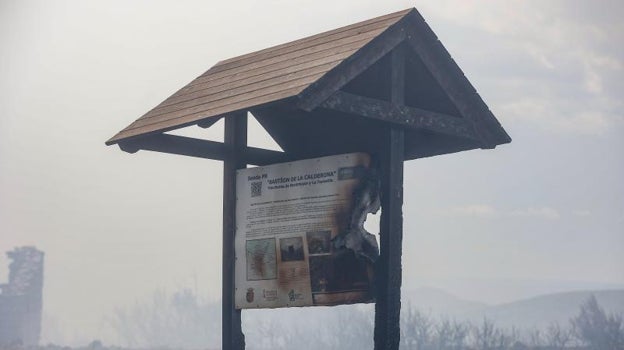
left=320, top=90, right=482, bottom=142
left=118, top=133, right=293, bottom=166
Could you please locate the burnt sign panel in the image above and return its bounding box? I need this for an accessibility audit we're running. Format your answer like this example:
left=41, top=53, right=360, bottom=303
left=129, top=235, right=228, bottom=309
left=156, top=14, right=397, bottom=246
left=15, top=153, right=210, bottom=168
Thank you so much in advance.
left=234, top=153, right=377, bottom=309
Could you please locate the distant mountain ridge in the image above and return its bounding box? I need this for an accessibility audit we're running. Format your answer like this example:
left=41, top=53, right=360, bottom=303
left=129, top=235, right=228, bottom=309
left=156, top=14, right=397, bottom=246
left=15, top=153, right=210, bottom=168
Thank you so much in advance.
left=403, top=287, right=624, bottom=329
left=402, top=287, right=487, bottom=316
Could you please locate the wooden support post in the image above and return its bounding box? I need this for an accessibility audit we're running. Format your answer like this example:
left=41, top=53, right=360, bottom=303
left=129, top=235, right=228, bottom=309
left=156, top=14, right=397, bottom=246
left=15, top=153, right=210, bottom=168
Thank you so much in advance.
left=374, top=44, right=405, bottom=350
left=374, top=126, right=405, bottom=350
left=223, top=111, right=247, bottom=350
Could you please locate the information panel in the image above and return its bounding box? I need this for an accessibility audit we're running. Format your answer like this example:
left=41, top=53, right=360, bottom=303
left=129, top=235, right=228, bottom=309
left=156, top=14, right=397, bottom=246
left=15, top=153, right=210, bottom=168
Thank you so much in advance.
left=234, top=153, right=375, bottom=309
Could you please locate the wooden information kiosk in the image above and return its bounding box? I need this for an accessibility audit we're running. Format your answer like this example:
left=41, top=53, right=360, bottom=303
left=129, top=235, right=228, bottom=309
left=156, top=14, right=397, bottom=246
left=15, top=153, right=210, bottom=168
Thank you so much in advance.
left=106, top=8, right=510, bottom=350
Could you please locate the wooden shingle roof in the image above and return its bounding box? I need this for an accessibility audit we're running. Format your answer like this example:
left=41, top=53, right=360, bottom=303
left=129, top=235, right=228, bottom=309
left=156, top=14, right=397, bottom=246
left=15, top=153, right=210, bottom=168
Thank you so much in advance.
left=106, top=9, right=412, bottom=145
left=108, top=7, right=511, bottom=161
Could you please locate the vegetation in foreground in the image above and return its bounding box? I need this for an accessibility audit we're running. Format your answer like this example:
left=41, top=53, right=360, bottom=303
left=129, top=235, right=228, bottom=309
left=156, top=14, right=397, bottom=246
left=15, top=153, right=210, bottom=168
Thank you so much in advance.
left=1, top=294, right=622, bottom=350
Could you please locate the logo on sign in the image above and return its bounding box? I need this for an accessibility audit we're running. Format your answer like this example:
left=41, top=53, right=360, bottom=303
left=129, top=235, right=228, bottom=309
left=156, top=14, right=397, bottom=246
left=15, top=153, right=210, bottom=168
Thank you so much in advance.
left=246, top=288, right=255, bottom=303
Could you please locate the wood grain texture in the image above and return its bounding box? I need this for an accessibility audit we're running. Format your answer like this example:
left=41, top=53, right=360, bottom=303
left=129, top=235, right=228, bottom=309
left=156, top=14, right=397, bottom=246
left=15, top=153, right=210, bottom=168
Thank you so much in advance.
left=108, top=85, right=304, bottom=142
left=191, top=29, right=384, bottom=86
left=166, top=49, right=358, bottom=106
left=321, top=91, right=480, bottom=141
left=106, top=10, right=413, bottom=145
left=107, top=6, right=510, bottom=158
left=212, top=9, right=411, bottom=71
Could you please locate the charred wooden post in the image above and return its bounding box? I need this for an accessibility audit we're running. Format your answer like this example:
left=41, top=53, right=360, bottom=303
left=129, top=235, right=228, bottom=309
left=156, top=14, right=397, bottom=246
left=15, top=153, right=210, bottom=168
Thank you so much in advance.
left=223, top=112, right=247, bottom=350
left=375, top=127, right=404, bottom=350
left=374, top=44, right=406, bottom=350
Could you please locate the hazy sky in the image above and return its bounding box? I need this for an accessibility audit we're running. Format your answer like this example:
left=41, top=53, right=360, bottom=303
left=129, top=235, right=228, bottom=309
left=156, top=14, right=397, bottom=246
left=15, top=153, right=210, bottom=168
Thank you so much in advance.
left=1, top=0, right=623, bottom=345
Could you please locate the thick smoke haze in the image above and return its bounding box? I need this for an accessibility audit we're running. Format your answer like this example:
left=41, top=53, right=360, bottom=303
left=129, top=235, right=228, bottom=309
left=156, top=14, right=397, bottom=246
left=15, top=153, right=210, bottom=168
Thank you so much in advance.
left=1, top=0, right=622, bottom=345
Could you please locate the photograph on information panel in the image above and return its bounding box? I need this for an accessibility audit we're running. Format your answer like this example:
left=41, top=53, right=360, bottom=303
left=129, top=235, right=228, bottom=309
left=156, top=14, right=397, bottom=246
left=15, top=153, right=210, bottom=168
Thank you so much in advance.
left=234, top=152, right=381, bottom=309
